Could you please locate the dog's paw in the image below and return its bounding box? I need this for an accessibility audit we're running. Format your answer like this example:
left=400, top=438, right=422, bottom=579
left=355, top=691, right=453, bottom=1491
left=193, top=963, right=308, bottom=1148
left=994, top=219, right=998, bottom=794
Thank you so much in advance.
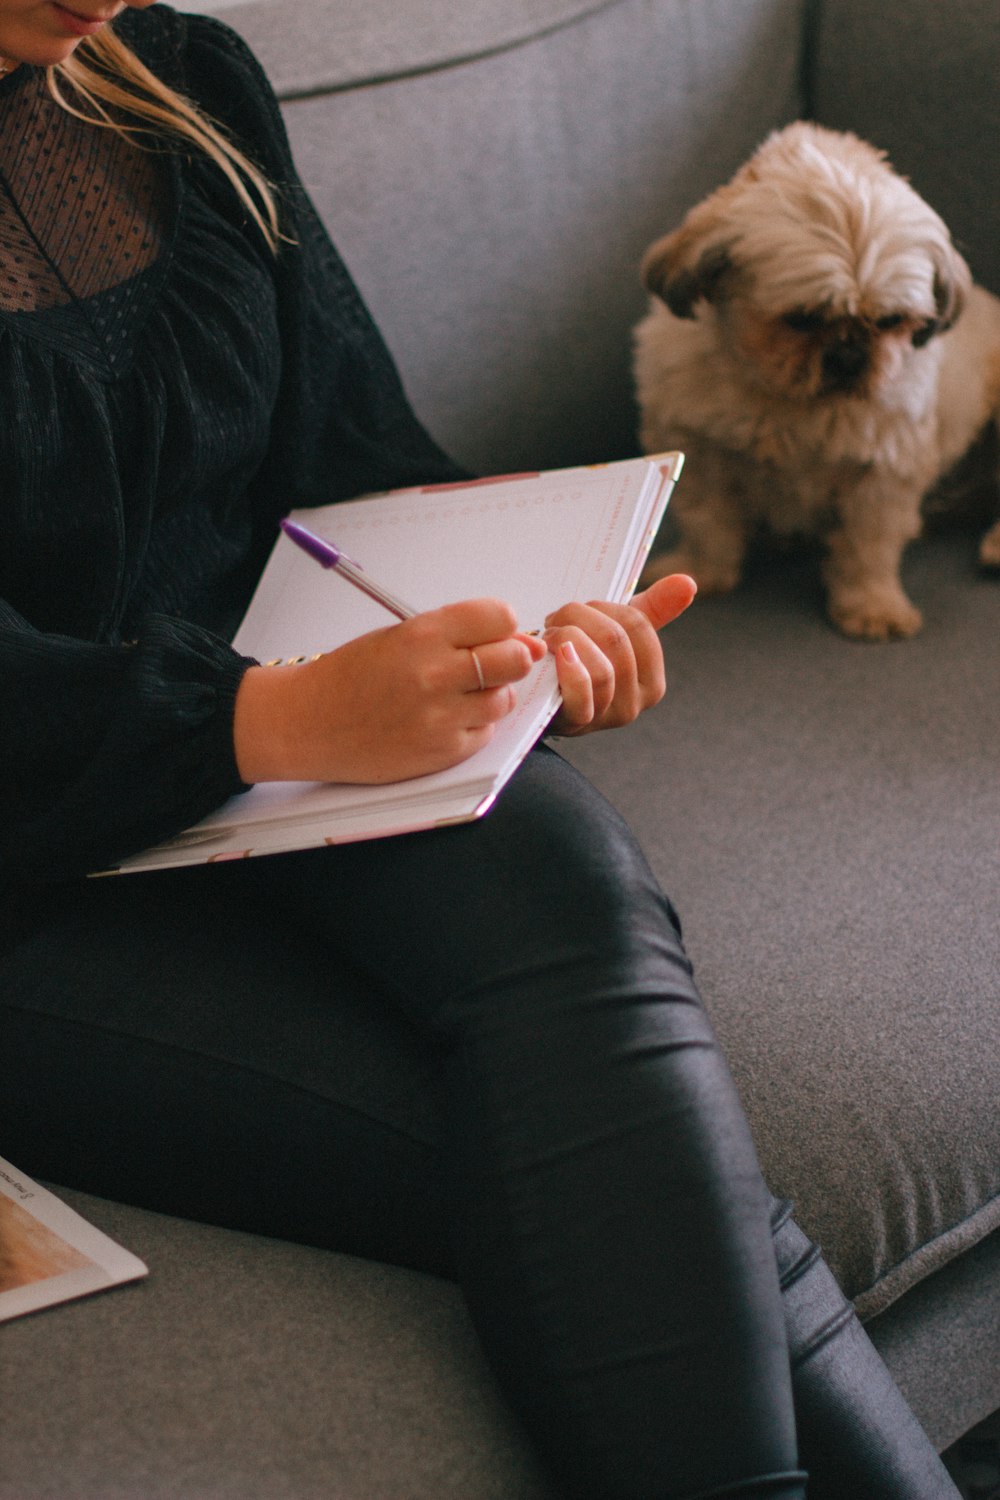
left=641, top=548, right=740, bottom=595
left=978, top=520, right=1000, bottom=570
left=828, top=591, right=923, bottom=641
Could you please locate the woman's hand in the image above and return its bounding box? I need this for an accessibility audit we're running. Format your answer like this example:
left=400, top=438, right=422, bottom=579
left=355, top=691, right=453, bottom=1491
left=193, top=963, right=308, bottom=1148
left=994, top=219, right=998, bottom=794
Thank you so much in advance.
left=545, top=573, right=696, bottom=736
left=234, top=598, right=546, bottom=785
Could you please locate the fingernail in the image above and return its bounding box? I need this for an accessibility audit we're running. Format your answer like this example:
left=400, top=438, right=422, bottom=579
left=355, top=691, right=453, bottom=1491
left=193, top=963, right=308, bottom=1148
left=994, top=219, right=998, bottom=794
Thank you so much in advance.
left=559, top=641, right=580, bottom=666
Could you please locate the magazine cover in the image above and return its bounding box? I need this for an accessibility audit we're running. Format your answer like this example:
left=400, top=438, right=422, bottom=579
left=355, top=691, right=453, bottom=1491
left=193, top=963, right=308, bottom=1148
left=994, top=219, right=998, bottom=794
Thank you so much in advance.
left=0, top=1158, right=147, bottom=1322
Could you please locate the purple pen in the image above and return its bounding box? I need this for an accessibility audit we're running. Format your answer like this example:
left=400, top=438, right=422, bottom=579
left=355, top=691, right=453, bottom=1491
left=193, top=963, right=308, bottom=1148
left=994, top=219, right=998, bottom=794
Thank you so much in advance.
left=280, top=517, right=418, bottom=621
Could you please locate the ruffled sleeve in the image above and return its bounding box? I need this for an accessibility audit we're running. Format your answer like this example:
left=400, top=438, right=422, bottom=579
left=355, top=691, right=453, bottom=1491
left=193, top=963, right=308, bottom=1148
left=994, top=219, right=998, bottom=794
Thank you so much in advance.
left=0, top=604, right=254, bottom=884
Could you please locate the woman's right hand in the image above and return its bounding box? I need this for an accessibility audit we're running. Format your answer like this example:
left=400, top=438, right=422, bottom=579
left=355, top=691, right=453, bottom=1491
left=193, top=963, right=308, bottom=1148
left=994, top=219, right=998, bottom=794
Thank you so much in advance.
left=233, top=598, right=546, bottom=785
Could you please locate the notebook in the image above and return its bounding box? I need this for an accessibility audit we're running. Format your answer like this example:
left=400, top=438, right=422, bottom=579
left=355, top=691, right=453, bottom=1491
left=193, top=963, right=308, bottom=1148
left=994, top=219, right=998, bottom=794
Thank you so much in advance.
left=105, top=452, right=682, bottom=873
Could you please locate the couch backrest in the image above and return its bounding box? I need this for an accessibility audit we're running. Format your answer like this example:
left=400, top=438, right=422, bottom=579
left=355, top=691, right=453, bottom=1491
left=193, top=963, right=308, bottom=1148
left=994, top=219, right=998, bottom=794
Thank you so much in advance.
left=176, top=1, right=1000, bottom=476
left=808, top=0, right=1000, bottom=300
left=173, top=0, right=808, bottom=475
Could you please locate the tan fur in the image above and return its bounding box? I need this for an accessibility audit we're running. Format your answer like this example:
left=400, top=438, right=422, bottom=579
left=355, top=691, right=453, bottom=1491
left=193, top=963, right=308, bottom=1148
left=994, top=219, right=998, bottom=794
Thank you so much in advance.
left=633, top=122, right=1000, bottom=639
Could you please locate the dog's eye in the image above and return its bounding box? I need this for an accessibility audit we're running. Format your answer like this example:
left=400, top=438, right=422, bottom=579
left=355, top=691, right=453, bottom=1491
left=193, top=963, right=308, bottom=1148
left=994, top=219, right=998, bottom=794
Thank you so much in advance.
left=782, top=309, right=825, bottom=333
left=875, top=313, right=904, bottom=330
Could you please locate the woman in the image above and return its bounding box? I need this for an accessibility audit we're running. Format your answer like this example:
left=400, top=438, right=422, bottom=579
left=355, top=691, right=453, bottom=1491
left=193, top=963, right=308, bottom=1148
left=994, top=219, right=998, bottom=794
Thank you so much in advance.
left=0, top=4, right=962, bottom=1497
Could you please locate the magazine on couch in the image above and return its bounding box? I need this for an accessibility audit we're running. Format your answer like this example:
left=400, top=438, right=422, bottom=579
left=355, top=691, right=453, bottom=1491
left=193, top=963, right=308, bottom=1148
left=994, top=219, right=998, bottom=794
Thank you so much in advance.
left=0, top=1158, right=147, bottom=1322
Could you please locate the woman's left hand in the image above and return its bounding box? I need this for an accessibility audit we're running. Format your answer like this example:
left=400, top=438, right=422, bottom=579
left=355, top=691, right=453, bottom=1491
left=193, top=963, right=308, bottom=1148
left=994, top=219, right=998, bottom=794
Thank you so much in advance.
left=545, top=573, right=696, bottom=736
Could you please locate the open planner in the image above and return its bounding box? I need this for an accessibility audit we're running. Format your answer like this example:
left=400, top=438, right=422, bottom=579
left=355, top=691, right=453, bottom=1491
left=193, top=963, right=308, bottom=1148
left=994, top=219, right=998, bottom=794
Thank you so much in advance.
left=104, top=452, right=683, bottom=873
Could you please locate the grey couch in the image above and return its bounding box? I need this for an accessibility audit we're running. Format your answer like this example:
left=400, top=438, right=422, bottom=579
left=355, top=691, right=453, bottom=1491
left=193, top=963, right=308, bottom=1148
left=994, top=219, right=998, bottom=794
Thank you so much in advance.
left=4, top=2, right=999, bottom=1496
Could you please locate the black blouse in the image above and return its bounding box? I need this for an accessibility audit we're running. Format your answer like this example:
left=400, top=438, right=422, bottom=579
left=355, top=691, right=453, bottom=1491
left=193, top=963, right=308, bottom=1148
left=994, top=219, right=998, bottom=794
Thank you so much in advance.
left=0, top=6, right=461, bottom=885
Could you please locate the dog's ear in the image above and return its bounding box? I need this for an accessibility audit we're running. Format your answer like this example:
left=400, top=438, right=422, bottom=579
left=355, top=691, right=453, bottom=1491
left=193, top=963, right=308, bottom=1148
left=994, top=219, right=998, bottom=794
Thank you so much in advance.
left=913, top=241, right=972, bottom=346
left=641, top=191, right=738, bottom=318
left=642, top=233, right=734, bottom=318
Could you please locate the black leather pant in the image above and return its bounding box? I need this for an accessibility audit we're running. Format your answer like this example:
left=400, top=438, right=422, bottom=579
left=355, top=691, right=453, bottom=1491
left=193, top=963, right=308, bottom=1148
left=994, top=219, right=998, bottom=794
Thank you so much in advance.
left=1, top=746, right=959, bottom=1499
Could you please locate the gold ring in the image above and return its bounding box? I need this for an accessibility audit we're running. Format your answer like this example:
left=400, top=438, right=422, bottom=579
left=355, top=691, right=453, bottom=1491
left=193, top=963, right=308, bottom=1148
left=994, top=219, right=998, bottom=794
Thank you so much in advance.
left=469, top=648, right=486, bottom=691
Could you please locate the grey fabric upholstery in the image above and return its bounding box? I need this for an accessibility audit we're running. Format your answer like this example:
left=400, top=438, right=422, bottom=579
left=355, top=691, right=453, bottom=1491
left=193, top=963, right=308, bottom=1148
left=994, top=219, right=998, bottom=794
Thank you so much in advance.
left=0, top=1189, right=550, bottom=1500
left=561, top=530, right=1000, bottom=1444
left=206, top=0, right=807, bottom=474
left=4, top=1, right=998, bottom=1494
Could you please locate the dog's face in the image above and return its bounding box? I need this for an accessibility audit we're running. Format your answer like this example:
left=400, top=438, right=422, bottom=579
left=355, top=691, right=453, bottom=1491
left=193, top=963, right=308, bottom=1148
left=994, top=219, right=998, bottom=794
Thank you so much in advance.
left=641, top=123, right=971, bottom=403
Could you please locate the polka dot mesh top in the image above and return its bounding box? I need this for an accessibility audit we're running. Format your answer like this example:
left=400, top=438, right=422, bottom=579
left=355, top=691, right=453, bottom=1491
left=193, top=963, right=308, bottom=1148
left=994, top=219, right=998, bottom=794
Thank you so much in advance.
left=0, top=6, right=460, bottom=885
left=0, top=69, right=163, bottom=321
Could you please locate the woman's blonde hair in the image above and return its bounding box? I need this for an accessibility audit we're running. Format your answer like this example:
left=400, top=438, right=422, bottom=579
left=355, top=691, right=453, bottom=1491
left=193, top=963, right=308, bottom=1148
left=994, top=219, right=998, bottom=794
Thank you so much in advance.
left=48, top=25, right=281, bottom=251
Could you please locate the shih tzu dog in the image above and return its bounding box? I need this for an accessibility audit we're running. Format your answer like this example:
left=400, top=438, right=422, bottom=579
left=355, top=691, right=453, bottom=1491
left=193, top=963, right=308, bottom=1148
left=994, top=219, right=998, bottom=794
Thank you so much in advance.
left=633, top=121, right=1000, bottom=639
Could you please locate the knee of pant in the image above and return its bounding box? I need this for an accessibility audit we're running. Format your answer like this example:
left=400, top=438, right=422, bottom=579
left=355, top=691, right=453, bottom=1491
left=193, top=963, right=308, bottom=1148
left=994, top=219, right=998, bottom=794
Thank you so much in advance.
left=498, top=763, right=685, bottom=953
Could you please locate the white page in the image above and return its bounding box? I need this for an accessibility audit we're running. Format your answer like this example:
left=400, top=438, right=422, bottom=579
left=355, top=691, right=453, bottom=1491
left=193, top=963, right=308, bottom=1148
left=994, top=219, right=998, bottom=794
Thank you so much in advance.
left=233, top=458, right=675, bottom=660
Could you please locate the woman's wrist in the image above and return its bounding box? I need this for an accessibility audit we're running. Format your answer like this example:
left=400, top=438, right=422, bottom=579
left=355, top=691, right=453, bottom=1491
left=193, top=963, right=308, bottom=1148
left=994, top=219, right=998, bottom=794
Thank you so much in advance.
left=233, top=662, right=307, bottom=783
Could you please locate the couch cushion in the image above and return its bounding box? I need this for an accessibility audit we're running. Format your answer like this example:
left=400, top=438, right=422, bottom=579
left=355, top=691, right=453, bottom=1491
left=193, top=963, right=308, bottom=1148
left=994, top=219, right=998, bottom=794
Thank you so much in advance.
left=868, top=1228, right=1000, bottom=1449
left=0, top=1190, right=553, bottom=1500
left=562, top=530, right=1000, bottom=1329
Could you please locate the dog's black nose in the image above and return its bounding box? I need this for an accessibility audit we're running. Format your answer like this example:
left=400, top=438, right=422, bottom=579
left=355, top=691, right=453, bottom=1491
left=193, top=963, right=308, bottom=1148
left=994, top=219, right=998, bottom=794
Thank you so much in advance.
left=822, top=339, right=869, bottom=389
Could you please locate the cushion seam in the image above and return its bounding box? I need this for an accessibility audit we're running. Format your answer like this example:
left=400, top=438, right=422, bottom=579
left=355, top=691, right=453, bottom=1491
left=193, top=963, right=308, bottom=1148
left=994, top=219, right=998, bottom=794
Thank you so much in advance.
left=274, top=0, right=630, bottom=102
left=854, top=1192, right=1000, bottom=1321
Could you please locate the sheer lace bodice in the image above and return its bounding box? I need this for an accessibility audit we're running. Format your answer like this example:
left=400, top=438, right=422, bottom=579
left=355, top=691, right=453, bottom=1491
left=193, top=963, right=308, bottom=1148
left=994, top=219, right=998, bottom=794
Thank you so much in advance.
left=0, top=68, right=164, bottom=318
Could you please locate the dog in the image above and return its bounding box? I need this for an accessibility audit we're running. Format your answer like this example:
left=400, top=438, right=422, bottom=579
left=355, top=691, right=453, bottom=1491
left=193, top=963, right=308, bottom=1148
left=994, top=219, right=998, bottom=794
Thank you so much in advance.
left=633, top=122, right=1000, bottom=639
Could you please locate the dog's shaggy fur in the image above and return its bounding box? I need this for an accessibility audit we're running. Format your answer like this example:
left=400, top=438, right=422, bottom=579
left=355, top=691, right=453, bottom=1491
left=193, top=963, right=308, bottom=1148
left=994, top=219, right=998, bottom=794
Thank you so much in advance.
left=633, top=122, right=1000, bottom=638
